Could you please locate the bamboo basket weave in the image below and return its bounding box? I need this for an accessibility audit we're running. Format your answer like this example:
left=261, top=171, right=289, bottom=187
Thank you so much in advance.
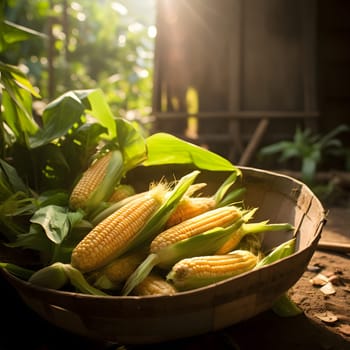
left=1, top=166, right=326, bottom=344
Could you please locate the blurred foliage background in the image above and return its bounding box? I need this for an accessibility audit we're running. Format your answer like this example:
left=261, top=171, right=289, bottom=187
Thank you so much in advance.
left=2, top=0, right=156, bottom=125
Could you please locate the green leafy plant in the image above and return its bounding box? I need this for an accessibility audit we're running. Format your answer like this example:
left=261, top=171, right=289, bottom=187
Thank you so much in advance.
left=0, top=14, right=239, bottom=272
left=3, top=0, right=155, bottom=119
left=259, top=125, right=349, bottom=185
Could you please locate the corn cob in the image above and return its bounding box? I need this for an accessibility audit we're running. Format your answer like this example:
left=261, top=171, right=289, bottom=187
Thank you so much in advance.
left=71, top=184, right=167, bottom=272
left=165, top=197, right=216, bottom=228
left=132, top=273, right=177, bottom=296
left=163, top=182, right=208, bottom=228
left=166, top=250, right=258, bottom=291
left=108, top=184, right=135, bottom=203
left=93, top=248, right=148, bottom=290
left=69, top=151, right=113, bottom=209
left=151, top=206, right=242, bottom=254
left=69, top=150, right=124, bottom=211
left=28, top=262, right=106, bottom=295
left=165, top=172, right=244, bottom=228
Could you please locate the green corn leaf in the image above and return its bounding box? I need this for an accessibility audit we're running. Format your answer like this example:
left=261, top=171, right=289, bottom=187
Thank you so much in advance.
left=38, top=190, right=70, bottom=208
left=0, top=20, right=46, bottom=52
left=0, top=192, right=36, bottom=241
left=6, top=224, right=53, bottom=255
left=28, top=262, right=107, bottom=295
left=212, top=171, right=240, bottom=205
left=122, top=253, right=160, bottom=296
left=89, top=192, right=146, bottom=225
left=241, top=222, right=294, bottom=235
left=259, top=141, right=293, bottom=157
left=63, top=263, right=107, bottom=296
left=81, top=88, right=116, bottom=139
left=256, top=238, right=296, bottom=268
left=0, top=262, right=34, bottom=280
left=61, top=219, right=92, bottom=249
left=29, top=205, right=72, bottom=245
left=1, top=73, right=38, bottom=144
left=254, top=238, right=301, bottom=317
left=319, top=124, right=349, bottom=148
left=29, top=91, right=85, bottom=148
left=145, top=133, right=240, bottom=172
left=29, top=89, right=116, bottom=149
left=0, top=158, right=29, bottom=195
left=218, top=221, right=294, bottom=255
left=115, top=118, right=147, bottom=172
left=218, top=187, right=246, bottom=208
left=28, top=262, right=68, bottom=289
left=272, top=293, right=303, bottom=317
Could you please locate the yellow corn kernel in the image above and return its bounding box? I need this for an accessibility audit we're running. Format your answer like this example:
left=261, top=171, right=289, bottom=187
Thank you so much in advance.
left=71, top=185, right=166, bottom=272
left=150, top=206, right=242, bottom=254
left=165, top=196, right=216, bottom=228
left=132, top=274, right=177, bottom=296
left=167, top=250, right=258, bottom=291
left=69, top=151, right=117, bottom=210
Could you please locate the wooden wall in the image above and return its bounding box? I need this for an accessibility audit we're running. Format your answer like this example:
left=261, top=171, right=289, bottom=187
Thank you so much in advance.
left=152, top=0, right=349, bottom=165
left=317, top=0, right=350, bottom=147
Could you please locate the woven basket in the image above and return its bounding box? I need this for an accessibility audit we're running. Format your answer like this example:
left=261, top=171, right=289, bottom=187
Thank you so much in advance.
left=1, top=166, right=326, bottom=344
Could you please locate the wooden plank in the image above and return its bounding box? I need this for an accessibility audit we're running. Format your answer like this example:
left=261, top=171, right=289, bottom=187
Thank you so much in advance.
left=302, top=0, right=317, bottom=112
left=241, top=0, right=305, bottom=111
left=153, top=111, right=319, bottom=119
left=238, top=118, right=270, bottom=166
left=317, top=241, right=350, bottom=253
left=302, top=0, right=318, bottom=131
left=227, top=0, right=244, bottom=158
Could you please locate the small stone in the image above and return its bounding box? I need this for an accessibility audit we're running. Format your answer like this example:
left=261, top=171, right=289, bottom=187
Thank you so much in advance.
left=307, top=264, right=323, bottom=273
left=315, top=311, right=338, bottom=324
left=320, top=282, right=336, bottom=295
left=310, top=273, right=329, bottom=286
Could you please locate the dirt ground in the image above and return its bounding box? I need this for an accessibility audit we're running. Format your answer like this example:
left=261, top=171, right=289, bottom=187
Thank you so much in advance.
left=1, top=208, right=349, bottom=350
left=290, top=208, right=350, bottom=343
